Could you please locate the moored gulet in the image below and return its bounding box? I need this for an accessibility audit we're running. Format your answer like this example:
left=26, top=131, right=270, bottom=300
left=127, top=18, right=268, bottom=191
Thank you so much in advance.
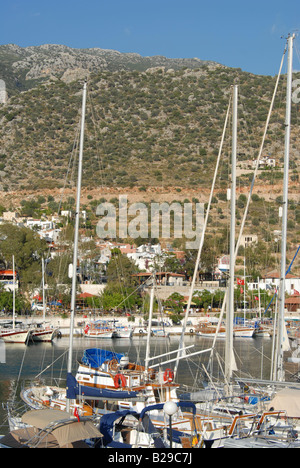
left=31, top=326, right=60, bottom=343
left=20, top=347, right=179, bottom=416
left=233, top=326, right=255, bottom=338
left=83, top=321, right=118, bottom=339
left=0, top=328, right=31, bottom=344
left=19, top=347, right=232, bottom=446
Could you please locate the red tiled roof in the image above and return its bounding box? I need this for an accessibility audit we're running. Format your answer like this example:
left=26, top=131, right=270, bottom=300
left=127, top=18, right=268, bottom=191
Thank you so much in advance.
left=78, top=292, right=96, bottom=298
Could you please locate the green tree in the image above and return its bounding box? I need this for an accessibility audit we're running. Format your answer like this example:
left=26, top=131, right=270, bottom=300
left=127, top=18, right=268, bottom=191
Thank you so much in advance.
left=99, top=250, right=141, bottom=311
left=0, top=224, right=48, bottom=291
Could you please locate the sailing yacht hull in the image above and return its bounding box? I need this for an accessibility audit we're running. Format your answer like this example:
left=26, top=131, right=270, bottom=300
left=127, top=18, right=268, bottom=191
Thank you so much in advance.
left=233, top=328, right=255, bottom=338
left=31, top=328, right=58, bottom=342
left=84, top=330, right=117, bottom=338
left=0, top=329, right=31, bottom=344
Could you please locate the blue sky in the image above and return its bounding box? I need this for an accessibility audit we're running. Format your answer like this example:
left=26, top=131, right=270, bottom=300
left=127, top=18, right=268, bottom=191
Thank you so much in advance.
left=1, top=0, right=300, bottom=75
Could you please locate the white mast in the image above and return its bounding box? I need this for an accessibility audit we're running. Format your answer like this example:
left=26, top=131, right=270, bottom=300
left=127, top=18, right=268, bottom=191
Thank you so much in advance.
left=42, top=258, right=46, bottom=325
left=66, top=80, right=87, bottom=412
left=145, top=282, right=154, bottom=371
left=225, top=84, right=238, bottom=389
left=12, top=255, right=15, bottom=330
left=277, top=34, right=295, bottom=381
left=173, top=97, right=232, bottom=378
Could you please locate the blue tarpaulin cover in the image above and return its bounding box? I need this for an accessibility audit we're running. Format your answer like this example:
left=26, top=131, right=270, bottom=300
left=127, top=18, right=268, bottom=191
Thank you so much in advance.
left=81, top=348, right=125, bottom=368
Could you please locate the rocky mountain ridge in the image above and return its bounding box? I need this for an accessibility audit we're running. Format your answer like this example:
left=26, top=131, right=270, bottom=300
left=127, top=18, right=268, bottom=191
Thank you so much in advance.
left=0, top=43, right=220, bottom=95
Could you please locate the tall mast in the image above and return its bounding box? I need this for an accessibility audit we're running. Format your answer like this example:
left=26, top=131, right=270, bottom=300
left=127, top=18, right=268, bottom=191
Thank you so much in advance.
left=174, top=97, right=232, bottom=378
left=12, top=255, right=15, bottom=330
left=145, top=281, right=155, bottom=371
left=66, top=80, right=87, bottom=412
left=42, top=258, right=46, bottom=325
left=225, top=84, right=238, bottom=389
left=277, top=34, right=294, bottom=381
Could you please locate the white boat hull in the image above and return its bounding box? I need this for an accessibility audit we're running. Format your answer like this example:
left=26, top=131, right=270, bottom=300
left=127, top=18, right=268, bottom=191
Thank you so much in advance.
left=234, top=328, right=254, bottom=338
left=31, top=328, right=58, bottom=342
left=197, top=331, right=226, bottom=338
left=115, top=328, right=133, bottom=338
left=84, top=330, right=117, bottom=339
left=0, top=329, right=31, bottom=344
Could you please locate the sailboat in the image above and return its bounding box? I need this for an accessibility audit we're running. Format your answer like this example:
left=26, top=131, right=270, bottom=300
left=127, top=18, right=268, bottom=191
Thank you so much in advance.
left=17, top=83, right=181, bottom=422
left=31, top=259, right=59, bottom=342
left=0, top=256, right=31, bottom=344
left=241, top=33, right=296, bottom=390
left=14, top=81, right=90, bottom=422
left=198, top=35, right=300, bottom=444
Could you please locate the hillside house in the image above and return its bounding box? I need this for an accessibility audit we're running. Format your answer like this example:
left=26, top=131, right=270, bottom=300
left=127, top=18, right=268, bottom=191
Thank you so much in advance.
left=252, top=156, right=276, bottom=169
left=240, top=234, right=258, bottom=248
left=27, top=219, right=54, bottom=230
left=2, top=211, right=19, bottom=223
left=261, top=271, right=300, bottom=295
left=132, top=271, right=185, bottom=286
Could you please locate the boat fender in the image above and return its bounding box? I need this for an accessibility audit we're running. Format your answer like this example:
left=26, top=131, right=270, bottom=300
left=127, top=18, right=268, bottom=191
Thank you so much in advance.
left=114, top=373, right=127, bottom=389
left=163, top=368, right=174, bottom=383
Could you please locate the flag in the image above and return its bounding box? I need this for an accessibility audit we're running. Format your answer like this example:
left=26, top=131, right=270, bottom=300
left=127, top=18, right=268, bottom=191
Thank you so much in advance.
left=237, top=278, right=245, bottom=285
left=293, top=289, right=300, bottom=296
left=254, top=296, right=259, bottom=301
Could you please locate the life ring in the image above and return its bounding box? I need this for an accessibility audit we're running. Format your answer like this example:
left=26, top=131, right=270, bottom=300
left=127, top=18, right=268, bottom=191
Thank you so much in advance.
left=114, top=373, right=126, bottom=389
left=139, top=329, right=144, bottom=334
left=190, top=328, right=194, bottom=334
left=163, top=368, right=174, bottom=383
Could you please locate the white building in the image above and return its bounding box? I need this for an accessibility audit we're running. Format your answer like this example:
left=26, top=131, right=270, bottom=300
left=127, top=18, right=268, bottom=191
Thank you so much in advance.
left=252, top=156, right=276, bottom=169
left=127, top=244, right=162, bottom=271
left=249, top=271, right=300, bottom=295
left=27, top=219, right=54, bottom=230
left=38, top=228, right=61, bottom=244
left=240, top=234, right=258, bottom=248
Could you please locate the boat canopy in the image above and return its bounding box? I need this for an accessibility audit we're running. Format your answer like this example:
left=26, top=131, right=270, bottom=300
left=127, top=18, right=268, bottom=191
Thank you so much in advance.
left=99, top=410, right=138, bottom=448
left=270, top=388, right=300, bottom=418
left=0, top=409, right=103, bottom=448
left=81, top=348, right=124, bottom=368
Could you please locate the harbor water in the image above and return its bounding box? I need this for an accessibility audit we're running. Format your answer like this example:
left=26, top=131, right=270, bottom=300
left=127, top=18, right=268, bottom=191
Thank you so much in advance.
left=0, top=334, right=273, bottom=435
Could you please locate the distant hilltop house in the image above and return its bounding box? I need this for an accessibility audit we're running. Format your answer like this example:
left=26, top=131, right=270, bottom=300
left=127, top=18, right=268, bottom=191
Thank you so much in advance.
left=2, top=211, right=20, bottom=223
left=27, top=219, right=54, bottom=230
left=240, top=234, right=258, bottom=249
left=252, top=156, right=276, bottom=169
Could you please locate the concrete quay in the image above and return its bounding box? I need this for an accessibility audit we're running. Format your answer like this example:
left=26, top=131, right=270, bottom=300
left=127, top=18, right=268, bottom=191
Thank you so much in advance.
left=0, top=314, right=205, bottom=337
